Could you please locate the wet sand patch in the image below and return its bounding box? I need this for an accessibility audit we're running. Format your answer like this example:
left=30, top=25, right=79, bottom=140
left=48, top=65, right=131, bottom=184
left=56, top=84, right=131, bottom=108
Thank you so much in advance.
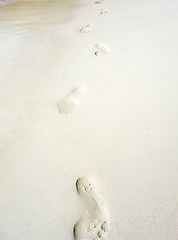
left=0, top=0, right=76, bottom=29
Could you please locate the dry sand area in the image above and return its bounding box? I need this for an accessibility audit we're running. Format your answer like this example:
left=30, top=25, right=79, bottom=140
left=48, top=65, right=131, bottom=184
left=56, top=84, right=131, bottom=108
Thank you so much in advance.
left=0, top=0, right=178, bottom=239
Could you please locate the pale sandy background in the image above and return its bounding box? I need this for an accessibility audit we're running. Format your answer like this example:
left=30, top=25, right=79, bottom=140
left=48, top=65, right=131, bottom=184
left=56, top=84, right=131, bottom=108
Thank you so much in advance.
left=0, top=0, right=178, bottom=239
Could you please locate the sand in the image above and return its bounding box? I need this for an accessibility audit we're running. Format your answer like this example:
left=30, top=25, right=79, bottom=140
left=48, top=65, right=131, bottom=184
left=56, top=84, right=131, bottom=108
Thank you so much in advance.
left=0, top=0, right=178, bottom=239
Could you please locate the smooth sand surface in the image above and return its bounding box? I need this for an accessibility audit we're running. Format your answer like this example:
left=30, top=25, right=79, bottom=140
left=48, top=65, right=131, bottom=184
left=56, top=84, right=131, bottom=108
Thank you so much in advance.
left=0, top=0, right=178, bottom=239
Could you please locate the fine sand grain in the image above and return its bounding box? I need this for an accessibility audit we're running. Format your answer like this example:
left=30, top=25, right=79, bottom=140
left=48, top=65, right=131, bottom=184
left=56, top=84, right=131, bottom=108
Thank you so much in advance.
left=0, top=0, right=178, bottom=239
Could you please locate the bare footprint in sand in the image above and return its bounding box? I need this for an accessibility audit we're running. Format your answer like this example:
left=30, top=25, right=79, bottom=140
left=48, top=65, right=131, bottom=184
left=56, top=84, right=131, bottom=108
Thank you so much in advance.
left=58, top=87, right=84, bottom=114
left=95, top=44, right=107, bottom=57
left=80, top=25, right=92, bottom=33
left=74, top=177, right=110, bottom=240
left=95, top=1, right=104, bottom=4
left=100, top=9, right=109, bottom=14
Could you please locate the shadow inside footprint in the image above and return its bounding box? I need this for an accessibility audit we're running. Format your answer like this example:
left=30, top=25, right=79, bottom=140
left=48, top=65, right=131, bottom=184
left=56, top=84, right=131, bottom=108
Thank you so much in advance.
left=95, top=44, right=107, bottom=57
left=79, top=25, right=92, bottom=33
left=100, top=9, right=109, bottom=14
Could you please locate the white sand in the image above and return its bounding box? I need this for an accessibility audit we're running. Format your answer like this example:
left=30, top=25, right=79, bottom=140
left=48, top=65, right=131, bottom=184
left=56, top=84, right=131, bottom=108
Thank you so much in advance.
left=0, top=0, right=178, bottom=239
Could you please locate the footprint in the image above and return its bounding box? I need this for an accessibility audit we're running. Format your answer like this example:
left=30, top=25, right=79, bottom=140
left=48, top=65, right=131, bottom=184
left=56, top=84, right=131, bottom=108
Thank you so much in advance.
left=80, top=25, right=92, bottom=33
left=95, top=1, right=104, bottom=4
left=95, top=44, right=107, bottom=57
left=74, top=177, right=110, bottom=240
left=100, top=9, right=109, bottom=14
left=58, top=87, right=84, bottom=114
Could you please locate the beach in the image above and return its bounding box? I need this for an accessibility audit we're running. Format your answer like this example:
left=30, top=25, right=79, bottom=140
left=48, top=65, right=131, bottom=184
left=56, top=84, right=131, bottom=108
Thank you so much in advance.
left=0, top=0, right=178, bottom=239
